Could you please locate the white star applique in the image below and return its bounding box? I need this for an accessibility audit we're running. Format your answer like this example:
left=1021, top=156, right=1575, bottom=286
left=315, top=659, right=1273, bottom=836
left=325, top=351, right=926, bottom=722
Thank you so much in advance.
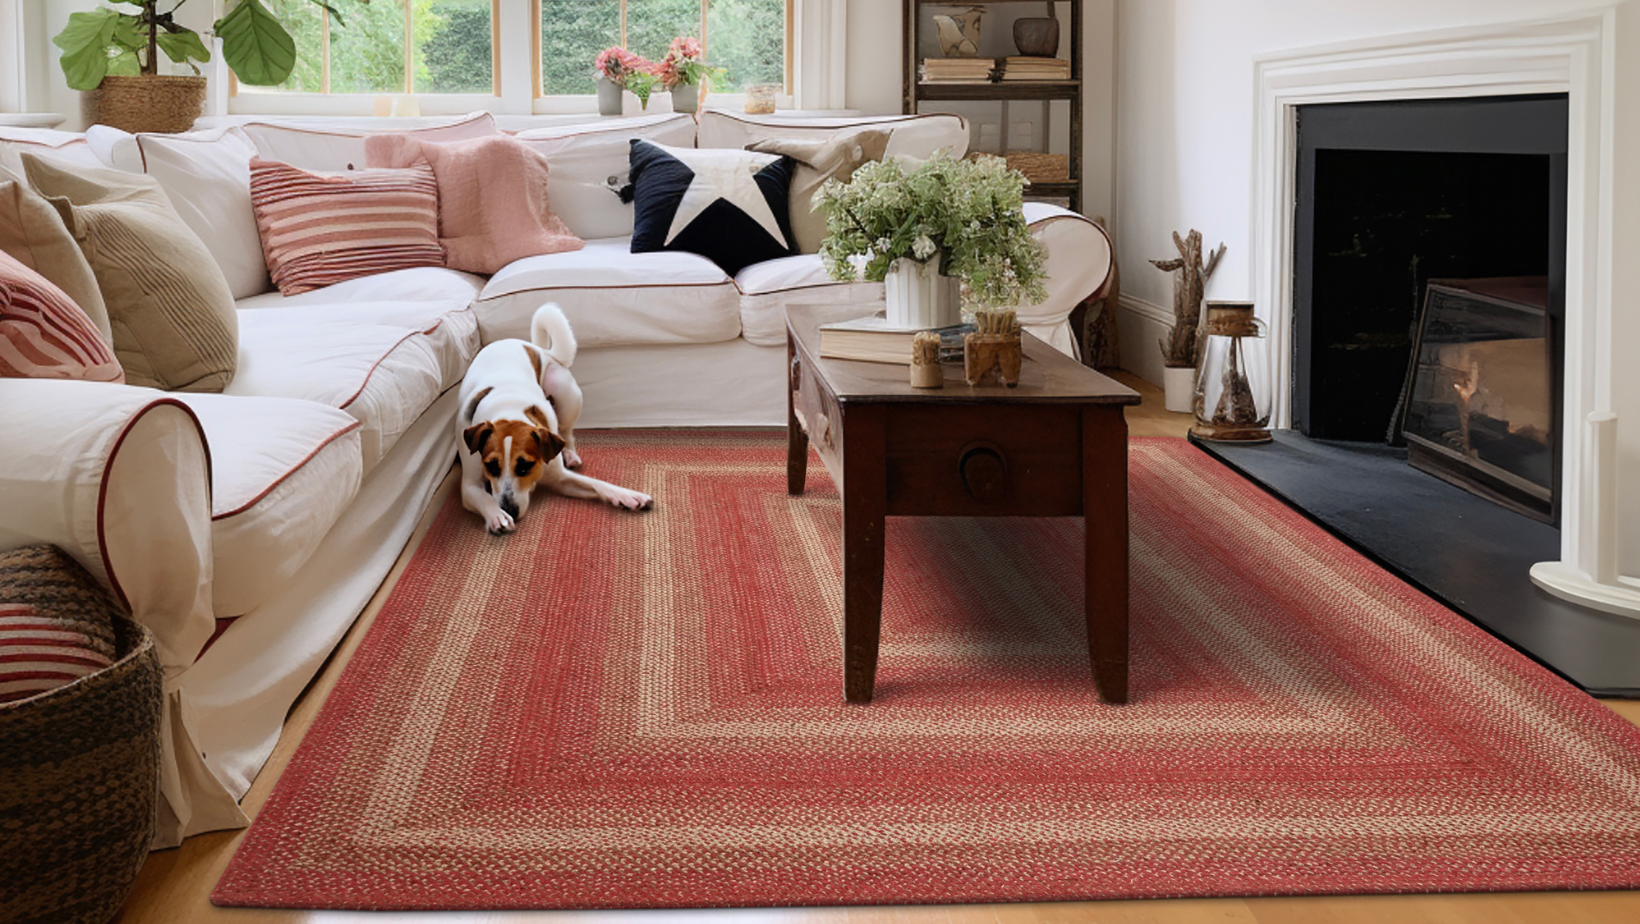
left=663, top=147, right=789, bottom=248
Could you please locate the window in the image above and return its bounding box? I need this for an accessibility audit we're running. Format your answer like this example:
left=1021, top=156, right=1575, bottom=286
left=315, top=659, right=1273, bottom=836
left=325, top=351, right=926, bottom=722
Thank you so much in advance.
left=247, top=0, right=498, bottom=95
left=537, top=0, right=789, bottom=97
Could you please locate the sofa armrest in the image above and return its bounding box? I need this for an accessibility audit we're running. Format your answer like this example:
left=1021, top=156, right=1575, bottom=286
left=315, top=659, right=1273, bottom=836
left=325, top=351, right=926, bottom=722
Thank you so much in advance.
left=1020, top=203, right=1114, bottom=356
left=0, top=380, right=214, bottom=674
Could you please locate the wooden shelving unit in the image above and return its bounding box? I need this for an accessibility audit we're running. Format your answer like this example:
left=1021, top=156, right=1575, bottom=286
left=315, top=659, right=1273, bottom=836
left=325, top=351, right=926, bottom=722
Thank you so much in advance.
left=902, top=0, right=1082, bottom=212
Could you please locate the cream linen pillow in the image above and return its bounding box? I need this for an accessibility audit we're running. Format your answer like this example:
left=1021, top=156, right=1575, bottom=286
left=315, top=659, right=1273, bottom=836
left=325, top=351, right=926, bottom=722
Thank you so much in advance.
left=0, top=176, right=113, bottom=344
left=136, top=127, right=269, bottom=299
left=23, top=154, right=238, bottom=393
left=748, top=128, right=891, bottom=254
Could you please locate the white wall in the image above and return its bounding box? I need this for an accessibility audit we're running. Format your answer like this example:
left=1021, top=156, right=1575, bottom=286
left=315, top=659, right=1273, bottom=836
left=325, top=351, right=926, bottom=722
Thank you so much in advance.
left=1111, top=0, right=1640, bottom=583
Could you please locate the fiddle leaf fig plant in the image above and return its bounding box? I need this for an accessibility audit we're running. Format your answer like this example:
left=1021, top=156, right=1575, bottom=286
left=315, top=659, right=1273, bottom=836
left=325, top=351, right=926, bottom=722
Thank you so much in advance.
left=55, top=0, right=360, bottom=91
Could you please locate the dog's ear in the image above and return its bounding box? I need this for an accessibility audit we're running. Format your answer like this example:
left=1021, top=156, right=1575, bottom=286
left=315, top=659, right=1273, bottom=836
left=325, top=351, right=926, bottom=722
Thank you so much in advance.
left=463, top=423, right=494, bottom=454
left=531, top=428, right=566, bottom=463
left=524, top=404, right=552, bottom=430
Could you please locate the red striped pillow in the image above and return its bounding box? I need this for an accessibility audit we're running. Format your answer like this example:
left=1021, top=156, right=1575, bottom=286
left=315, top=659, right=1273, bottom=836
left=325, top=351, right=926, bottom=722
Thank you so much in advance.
left=0, top=603, right=116, bottom=703
left=0, top=250, right=123, bottom=382
left=249, top=157, right=445, bottom=296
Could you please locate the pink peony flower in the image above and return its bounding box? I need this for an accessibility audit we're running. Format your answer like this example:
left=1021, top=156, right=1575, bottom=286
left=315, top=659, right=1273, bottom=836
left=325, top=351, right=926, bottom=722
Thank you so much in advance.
left=668, top=36, right=704, bottom=61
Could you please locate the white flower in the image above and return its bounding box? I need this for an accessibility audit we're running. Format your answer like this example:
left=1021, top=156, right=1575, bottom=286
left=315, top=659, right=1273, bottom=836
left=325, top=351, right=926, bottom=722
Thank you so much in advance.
left=911, top=234, right=937, bottom=261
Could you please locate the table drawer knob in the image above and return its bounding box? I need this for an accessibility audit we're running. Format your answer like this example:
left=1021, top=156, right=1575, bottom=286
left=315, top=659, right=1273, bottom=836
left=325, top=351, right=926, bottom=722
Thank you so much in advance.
left=960, top=445, right=1008, bottom=502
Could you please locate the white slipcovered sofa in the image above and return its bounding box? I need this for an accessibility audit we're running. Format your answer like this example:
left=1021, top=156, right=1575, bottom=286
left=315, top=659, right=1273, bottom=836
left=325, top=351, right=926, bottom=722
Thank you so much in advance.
left=0, top=109, right=1113, bottom=846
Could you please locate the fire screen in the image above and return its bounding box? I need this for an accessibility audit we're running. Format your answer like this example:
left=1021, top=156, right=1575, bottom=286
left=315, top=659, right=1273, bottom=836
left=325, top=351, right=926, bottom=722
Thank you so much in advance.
left=1400, top=279, right=1556, bottom=522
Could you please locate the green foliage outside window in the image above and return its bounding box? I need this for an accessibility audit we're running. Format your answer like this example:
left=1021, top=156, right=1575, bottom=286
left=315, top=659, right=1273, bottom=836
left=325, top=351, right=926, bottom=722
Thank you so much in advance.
left=250, top=0, right=783, bottom=97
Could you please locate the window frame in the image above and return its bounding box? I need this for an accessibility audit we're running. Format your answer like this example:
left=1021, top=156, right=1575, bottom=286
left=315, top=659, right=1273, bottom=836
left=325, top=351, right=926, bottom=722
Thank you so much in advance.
left=227, top=0, right=796, bottom=116
left=530, top=0, right=794, bottom=112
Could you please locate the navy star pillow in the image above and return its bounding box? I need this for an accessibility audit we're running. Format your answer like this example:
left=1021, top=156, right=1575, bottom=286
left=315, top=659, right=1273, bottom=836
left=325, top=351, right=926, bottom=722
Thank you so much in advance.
left=624, top=139, right=798, bottom=275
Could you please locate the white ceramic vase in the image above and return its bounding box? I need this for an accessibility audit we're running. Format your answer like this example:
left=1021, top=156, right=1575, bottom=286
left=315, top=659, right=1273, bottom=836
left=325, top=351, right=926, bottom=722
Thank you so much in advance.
left=1162, top=366, right=1197, bottom=414
left=884, top=257, right=962, bottom=329
left=670, top=83, right=699, bottom=114
left=596, top=77, right=623, bottom=116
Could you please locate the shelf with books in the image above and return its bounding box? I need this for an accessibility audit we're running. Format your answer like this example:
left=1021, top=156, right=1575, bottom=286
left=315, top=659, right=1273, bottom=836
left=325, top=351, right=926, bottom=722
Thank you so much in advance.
left=902, top=0, right=1084, bottom=212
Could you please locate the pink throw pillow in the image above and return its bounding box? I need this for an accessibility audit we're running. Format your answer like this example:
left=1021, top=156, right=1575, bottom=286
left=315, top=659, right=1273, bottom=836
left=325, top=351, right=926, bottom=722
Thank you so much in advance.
left=364, top=133, right=583, bottom=274
left=0, top=250, right=122, bottom=382
left=249, top=158, right=445, bottom=296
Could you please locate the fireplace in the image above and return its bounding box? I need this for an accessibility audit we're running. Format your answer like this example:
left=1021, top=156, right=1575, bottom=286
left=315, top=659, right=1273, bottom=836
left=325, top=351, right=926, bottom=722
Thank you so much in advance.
left=1290, top=94, right=1567, bottom=521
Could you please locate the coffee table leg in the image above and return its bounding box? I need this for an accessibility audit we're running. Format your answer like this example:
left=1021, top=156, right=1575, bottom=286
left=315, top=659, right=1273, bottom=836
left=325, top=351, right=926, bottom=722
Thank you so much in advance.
left=1083, top=405, right=1129, bottom=703
left=842, top=406, right=886, bottom=703
left=787, top=334, right=809, bottom=495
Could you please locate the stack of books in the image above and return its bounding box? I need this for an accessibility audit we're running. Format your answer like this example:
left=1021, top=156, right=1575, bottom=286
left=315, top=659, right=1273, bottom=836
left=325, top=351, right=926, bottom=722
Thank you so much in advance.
left=818, top=316, right=974, bottom=365
left=920, top=58, right=998, bottom=84
left=999, top=56, right=1072, bottom=81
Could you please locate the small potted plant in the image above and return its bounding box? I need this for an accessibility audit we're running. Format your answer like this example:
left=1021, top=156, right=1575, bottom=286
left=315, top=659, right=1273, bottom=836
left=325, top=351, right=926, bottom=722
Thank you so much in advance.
left=54, top=0, right=347, bottom=134
left=657, top=37, right=727, bottom=115
left=816, top=152, right=1047, bottom=331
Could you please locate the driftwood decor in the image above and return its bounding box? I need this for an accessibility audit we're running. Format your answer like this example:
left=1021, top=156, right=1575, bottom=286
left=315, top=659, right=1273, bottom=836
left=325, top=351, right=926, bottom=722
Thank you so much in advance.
left=1151, top=230, right=1225, bottom=367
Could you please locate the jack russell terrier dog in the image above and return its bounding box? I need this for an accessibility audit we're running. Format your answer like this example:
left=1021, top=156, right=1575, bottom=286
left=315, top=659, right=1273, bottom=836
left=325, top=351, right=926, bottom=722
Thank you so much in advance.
left=458, top=304, right=653, bottom=535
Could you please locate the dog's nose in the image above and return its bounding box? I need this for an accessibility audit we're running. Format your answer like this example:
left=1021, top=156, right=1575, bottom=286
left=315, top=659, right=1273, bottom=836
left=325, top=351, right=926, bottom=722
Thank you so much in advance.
left=500, top=497, right=520, bottom=520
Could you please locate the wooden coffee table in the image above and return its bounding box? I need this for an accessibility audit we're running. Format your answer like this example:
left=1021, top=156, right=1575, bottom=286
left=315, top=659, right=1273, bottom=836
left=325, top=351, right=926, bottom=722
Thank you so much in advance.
left=786, top=306, right=1142, bottom=704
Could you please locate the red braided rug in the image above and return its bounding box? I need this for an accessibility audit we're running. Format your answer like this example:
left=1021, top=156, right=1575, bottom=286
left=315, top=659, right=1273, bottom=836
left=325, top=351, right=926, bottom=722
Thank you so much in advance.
left=214, top=433, right=1640, bottom=910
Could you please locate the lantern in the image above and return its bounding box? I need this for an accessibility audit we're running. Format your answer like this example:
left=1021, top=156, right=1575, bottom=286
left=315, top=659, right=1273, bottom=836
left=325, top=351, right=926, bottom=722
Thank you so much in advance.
left=1192, top=301, right=1272, bottom=443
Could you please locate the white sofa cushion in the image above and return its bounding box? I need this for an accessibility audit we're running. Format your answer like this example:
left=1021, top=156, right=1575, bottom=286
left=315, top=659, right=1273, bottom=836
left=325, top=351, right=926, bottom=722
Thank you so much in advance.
left=696, top=111, right=970, bottom=161
left=513, top=113, right=697, bottom=240
left=135, top=127, right=269, bottom=300
left=175, top=394, right=362, bottom=618
left=228, top=267, right=483, bottom=470
left=0, top=128, right=101, bottom=178
left=1019, top=202, right=1114, bottom=355
left=734, top=255, right=886, bottom=347
left=240, top=111, right=497, bottom=172
left=475, top=237, right=740, bottom=347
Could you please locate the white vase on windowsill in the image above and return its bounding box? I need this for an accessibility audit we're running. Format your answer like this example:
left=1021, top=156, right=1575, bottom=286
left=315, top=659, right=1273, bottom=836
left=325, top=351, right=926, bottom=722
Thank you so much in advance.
left=884, top=256, right=962, bottom=330
left=670, top=83, right=699, bottom=114
left=596, top=77, right=623, bottom=116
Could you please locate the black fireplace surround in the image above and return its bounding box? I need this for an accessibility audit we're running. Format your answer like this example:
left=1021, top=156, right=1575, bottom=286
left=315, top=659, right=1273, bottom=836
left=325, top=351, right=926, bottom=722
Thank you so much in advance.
left=1291, top=94, right=1568, bottom=466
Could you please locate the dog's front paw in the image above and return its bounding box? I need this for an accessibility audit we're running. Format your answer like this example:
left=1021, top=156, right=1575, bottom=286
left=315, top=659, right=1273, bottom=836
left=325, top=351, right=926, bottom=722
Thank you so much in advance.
left=606, top=489, right=653, bottom=512
left=562, top=447, right=583, bottom=469
left=486, top=510, right=516, bottom=535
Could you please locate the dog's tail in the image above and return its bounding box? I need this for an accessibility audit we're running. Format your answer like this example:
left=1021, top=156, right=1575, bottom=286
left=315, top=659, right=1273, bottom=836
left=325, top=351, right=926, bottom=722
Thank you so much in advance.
left=530, top=303, right=577, bottom=368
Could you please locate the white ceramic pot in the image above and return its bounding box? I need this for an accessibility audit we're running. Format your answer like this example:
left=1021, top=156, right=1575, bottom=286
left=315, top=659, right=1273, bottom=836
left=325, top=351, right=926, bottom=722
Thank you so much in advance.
left=884, top=257, right=962, bottom=329
left=1162, top=366, right=1197, bottom=414
left=670, top=83, right=699, bottom=114
left=596, top=77, right=623, bottom=116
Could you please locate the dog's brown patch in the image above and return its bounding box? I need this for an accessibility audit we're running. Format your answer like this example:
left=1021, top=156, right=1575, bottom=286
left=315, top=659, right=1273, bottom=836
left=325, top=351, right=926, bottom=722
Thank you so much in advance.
left=524, top=404, right=553, bottom=430
left=463, top=386, right=494, bottom=426
left=524, top=344, right=544, bottom=382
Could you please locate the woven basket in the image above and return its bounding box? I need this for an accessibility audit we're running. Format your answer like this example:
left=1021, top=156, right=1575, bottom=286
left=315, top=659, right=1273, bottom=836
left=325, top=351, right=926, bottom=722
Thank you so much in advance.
left=81, top=75, right=206, bottom=134
left=1004, top=151, right=1069, bottom=183
left=0, top=546, right=163, bottom=924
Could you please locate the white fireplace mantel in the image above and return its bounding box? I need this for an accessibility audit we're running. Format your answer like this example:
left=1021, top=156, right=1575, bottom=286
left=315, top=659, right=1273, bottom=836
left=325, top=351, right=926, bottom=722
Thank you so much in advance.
left=1250, top=9, right=1640, bottom=618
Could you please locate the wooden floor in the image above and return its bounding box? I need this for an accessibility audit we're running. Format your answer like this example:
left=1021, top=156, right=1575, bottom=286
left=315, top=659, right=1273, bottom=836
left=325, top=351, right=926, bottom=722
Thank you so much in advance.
left=115, top=371, right=1640, bottom=924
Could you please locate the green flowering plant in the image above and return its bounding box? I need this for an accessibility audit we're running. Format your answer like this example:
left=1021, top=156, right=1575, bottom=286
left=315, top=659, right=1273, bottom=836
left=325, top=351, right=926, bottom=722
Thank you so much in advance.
left=815, top=152, right=1048, bottom=310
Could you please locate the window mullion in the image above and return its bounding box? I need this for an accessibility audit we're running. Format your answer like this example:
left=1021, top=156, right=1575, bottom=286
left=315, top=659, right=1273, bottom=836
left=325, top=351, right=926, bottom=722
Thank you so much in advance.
left=403, top=0, right=414, bottom=94
left=321, top=9, right=331, bottom=94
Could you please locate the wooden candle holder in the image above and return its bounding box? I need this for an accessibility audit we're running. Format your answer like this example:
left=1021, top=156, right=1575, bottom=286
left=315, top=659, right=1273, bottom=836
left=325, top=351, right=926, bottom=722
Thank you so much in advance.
left=964, top=311, right=1023, bottom=387
left=910, top=331, right=944, bottom=388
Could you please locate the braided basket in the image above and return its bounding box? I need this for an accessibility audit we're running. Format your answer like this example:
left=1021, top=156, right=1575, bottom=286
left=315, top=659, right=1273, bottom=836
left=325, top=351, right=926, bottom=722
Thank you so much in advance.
left=0, top=546, right=163, bottom=924
left=80, top=75, right=205, bottom=134
left=1004, top=151, right=1069, bottom=183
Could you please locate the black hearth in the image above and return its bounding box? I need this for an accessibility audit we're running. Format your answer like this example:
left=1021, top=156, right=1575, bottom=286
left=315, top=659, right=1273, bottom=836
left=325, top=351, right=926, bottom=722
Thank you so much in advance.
left=1196, top=93, right=1640, bottom=695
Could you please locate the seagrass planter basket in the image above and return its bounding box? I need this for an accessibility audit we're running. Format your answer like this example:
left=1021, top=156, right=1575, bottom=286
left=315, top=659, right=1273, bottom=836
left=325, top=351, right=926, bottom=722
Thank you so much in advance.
left=80, top=74, right=206, bottom=134
left=0, top=546, right=163, bottom=924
